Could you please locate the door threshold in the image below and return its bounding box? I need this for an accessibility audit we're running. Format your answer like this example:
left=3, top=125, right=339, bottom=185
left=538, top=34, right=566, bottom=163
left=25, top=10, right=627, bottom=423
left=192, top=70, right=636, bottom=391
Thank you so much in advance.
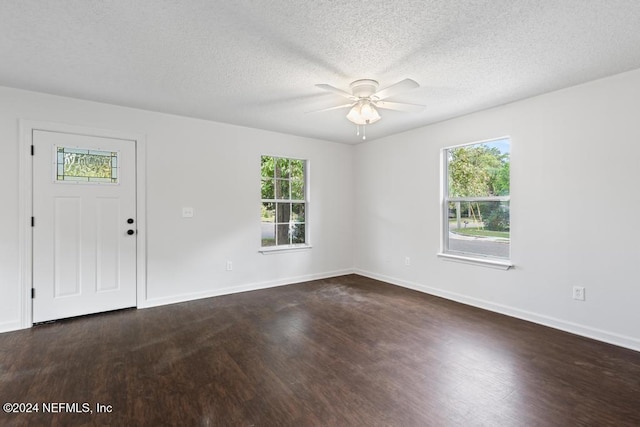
left=33, top=306, right=136, bottom=326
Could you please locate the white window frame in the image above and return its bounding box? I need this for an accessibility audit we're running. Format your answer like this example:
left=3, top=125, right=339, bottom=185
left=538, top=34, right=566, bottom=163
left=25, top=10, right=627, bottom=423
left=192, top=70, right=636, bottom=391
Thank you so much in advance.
left=259, top=155, right=311, bottom=254
left=439, top=137, right=512, bottom=269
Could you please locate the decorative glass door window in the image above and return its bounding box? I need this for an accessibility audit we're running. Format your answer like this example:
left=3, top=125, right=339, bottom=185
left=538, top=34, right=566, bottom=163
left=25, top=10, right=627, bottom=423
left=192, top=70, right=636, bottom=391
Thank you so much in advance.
left=56, top=147, right=119, bottom=183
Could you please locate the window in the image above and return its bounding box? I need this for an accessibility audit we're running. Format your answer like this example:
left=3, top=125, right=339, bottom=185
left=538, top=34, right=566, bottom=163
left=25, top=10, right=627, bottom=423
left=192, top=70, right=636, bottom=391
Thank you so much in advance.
left=442, top=138, right=510, bottom=264
left=261, top=156, right=307, bottom=248
left=56, top=146, right=118, bottom=183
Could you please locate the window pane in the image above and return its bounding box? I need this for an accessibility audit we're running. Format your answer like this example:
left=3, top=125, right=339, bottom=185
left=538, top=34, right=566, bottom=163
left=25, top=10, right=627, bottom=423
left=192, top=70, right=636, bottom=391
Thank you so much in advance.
left=261, top=202, right=275, bottom=222
left=292, top=203, right=305, bottom=222
left=447, top=143, right=509, bottom=197
left=57, top=147, right=118, bottom=183
left=261, top=179, right=274, bottom=199
left=276, top=203, right=291, bottom=223
left=261, top=156, right=275, bottom=179
left=447, top=200, right=510, bottom=259
left=276, top=223, right=290, bottom=245
left=291, top=223, right=305, bottom=244
left=276, top=179, right=290, bottom=199
left=275, top=158, right=290, bottom=179
left=291, top=179, right=304, bottom=200
left=261, top=223, right=276, bottom=247
left=290, top=159, right=304, bottom=180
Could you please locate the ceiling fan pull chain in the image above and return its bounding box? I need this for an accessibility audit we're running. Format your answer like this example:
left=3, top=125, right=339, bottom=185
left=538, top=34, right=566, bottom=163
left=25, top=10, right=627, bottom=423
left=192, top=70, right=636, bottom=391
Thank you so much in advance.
left=356, top=125, right=360, bottom=136
left=363, top=125, right=366, bottom=140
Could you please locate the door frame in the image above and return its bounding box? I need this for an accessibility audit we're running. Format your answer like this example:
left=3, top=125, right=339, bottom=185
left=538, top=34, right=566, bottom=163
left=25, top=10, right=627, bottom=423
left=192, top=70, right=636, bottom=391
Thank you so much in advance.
left=19, top=120, right=147, bottom=328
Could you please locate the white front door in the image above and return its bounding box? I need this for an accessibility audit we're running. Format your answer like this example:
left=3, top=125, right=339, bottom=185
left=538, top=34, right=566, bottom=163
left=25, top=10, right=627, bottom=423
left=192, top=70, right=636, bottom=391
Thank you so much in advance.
left=32, top=130, right=137, bottom=323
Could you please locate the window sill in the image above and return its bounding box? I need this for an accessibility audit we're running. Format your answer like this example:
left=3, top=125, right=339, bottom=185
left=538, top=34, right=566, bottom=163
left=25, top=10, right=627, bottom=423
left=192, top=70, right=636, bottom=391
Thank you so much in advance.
left=259, top=245, right=312, bottom=255
left=437, top=252, right=513, bottom=270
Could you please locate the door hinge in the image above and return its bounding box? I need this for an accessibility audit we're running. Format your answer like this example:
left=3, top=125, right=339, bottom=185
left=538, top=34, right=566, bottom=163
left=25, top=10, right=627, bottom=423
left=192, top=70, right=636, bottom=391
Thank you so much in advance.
left=31, top=288, right=35, bottom=299
left=31, top=217, right=35, bottom=227
left=31, top=145, right=34, bottom=156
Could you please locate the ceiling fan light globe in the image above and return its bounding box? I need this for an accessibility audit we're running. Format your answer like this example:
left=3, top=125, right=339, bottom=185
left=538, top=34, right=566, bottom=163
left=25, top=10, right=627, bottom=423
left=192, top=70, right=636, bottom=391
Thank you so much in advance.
left=361, top=103, right=381, bottom=122
left=346, top=101, right=381, bottom=125
left=360, top=102, right=374, bottom=118
left=346, top=105, right=365, bottom=124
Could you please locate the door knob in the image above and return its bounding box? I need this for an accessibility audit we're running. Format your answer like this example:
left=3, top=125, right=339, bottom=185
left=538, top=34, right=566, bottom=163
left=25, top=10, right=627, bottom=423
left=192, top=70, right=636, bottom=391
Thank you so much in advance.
left=127, top=229, right=135, bottom=235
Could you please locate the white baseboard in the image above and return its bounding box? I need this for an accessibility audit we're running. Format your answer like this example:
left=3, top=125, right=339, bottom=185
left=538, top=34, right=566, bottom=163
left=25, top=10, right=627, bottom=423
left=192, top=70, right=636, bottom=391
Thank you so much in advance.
left=8, top=267, right=637, bottom=354
left=141, top=268, right=355, bottom=309
left=0, top=320, right=26, bottom=334
left=354, top=269, right=640, bottom=353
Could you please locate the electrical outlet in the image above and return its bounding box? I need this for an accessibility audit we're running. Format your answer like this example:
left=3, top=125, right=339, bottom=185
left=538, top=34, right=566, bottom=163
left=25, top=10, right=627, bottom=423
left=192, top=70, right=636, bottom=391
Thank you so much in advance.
left=226, top=261, right=233, bottom=271
left=572, top=286, right=585, bottom=301
left=182, top=207, right=194, bottom=218
left=404, top=256, right=411, bottom=266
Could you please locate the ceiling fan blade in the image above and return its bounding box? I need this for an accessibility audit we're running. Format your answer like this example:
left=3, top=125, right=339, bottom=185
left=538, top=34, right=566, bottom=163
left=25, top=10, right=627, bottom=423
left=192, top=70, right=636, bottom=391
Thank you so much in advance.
left=315, top=84, right=357, bottom=100
left=306, top=103, right=355, bottom=113
left=374, top=78, right=419, bottom=100
left=374, top=100, right=425, bottom=113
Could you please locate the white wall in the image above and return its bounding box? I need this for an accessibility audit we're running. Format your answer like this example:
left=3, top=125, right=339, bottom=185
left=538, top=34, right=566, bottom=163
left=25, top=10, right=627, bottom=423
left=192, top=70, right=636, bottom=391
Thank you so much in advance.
left=354, top=68, right=640, bottom=351
left=3, top=68, right=640, bottom=352
left=0, top=87, right=354, bottom=332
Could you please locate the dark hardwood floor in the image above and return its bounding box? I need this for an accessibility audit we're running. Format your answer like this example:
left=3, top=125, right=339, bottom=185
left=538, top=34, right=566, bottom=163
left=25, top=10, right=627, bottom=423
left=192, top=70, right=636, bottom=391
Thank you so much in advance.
left=1, top=274, right=639, bottom=426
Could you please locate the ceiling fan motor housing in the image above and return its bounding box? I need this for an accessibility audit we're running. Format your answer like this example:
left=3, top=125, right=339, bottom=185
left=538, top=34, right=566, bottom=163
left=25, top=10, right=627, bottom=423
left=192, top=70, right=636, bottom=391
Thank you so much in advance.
left=350, top=79, right=379, bottom=98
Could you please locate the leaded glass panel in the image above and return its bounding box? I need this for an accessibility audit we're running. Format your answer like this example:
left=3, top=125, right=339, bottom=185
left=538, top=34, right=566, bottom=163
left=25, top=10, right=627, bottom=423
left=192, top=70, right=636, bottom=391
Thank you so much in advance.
left=56, top=147, right=118, bottom=183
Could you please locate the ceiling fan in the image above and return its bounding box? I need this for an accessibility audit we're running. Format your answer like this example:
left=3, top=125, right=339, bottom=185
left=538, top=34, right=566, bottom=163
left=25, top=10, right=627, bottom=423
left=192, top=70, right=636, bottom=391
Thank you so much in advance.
left=313, top=78, right=425, bottom=140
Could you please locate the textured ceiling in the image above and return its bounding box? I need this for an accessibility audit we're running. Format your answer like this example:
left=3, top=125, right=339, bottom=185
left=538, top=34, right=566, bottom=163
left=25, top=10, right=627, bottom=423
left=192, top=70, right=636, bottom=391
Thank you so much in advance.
left=2, top=1, right=640, bottom=144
